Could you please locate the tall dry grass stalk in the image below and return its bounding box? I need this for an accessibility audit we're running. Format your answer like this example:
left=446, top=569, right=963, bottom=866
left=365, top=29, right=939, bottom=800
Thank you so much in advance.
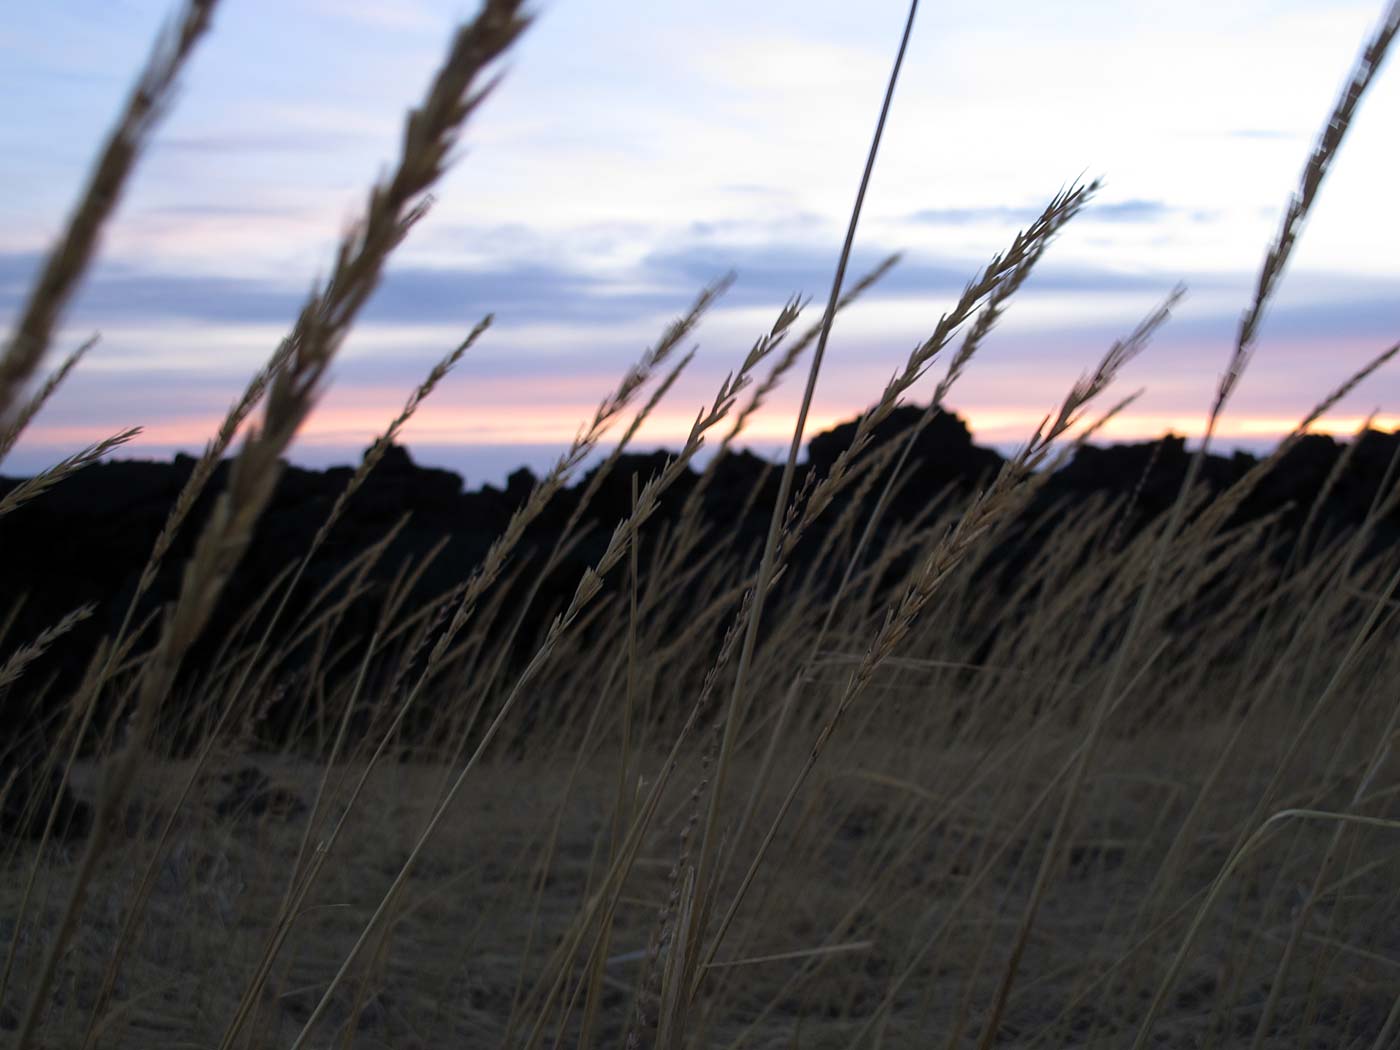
left=0, top=605, right=95, bottom=692
left=689, top=290, right=1174, bottom=1004
left=284, top=300, right=784, bottom=1050
left=209, top=281, right=732, bottom=1048
left=230, top=318, right=491, bottom=715
left=726, top=187, right=1119, bottom=871
left=0, top=427, right=141, bottom=520
left=34, top=336, right=296, bottom=814
left=72, top=325, right=484, bottom=1044
left=1219, top=0, right=1400, bottom=428
left=0, top=335, right=97, bottom=468
left=0, top=0, right=218, bottom=425
left=690, top=3, right=925, bottom=964
left=12, top=3, right=530, bottom=1045
left=974, top=4, right=1400, bottom=1042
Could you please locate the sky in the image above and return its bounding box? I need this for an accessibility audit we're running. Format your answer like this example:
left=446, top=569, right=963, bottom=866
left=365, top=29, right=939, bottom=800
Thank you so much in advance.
left=2, top=0, right=1398, bottom=484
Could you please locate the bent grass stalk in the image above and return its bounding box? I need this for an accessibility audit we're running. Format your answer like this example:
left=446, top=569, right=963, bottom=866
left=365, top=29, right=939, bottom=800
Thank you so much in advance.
left=0, top=335, right=97, bottom=467
left=1129, top=808, right=1400, bottom=1050
left=14, top=4, right=530, bottom=1045
left=0, top=427, right=141, bottom=519
left=687, top=308, right=1156, bottom=1000
left=973, top=6, right=1400, bottom=1042
left=286, top=325, right=778, bottom=1050
left=0, top=0, right=219, bottom=423
left=10, top=340, right=297, bottom=1022
left=466, top=296, right=784, bottom=749
left=689, top=2, right=923, bottom=985
left=216, top=284, right=733, bottom=1046
left=728, top=184, right=1112, bottom=860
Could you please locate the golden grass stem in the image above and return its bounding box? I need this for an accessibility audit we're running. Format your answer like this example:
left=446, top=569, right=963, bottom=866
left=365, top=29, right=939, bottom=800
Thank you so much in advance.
left=0, top=427, right=141, bottom=519
left=0, top=0, right=218, bottom=425
left=287, top=320, right=770, bottom=1050
left=1130, top=808, right=1400, bottom=1050
left=726, top=193, right=1107, bottom=867
left=689, top=5, right=924, bottom=987
left=971, top=7, right=1400, bottom=1039
left=14, top=5, right=529, bottom=1045
left=0, top=335, right=97, bottom=468
left=0, top=605, right=94, bottom=692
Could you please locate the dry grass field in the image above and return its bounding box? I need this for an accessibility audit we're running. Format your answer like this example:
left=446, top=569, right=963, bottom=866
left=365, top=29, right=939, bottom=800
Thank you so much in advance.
left=3, top=1, right=1400, bottom=1047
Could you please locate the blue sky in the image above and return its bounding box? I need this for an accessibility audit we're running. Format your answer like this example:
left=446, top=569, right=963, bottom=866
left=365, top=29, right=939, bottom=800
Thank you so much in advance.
left=2, top=0, right=1398, bottom=483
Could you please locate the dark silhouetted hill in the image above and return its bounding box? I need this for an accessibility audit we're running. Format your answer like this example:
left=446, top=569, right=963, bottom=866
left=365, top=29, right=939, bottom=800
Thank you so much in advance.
left=3, top=407, right=1398, bottom=754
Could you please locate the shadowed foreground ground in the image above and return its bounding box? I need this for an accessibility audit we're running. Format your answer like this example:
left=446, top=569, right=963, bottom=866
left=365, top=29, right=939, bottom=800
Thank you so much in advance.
left=6, top=724, right=1396, bottom=1049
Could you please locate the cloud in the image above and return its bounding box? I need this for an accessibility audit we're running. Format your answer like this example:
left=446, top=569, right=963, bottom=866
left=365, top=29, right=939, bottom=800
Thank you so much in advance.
left=304, top=0, right=439, bottom=31
left=142, top=202, right=312, bottom=220
left=909, top=199, right=1188, bottom=227
left=907, top=205, right=1043, bottom=227
left=642, top=237, right=1220, bottom=312
left=1091, top=200, right=1173, bottom=223
left=640, top=242, right=968, bottom=306
left=7, top=215, right=1393, bottom=348
left=4, top=224, right=1396, bottom=493
left=1227, top=129, right=1299, bottom=140
left=154, top=131, right=370, bottom=155
left=0, top=250, right=38, bottom=293
left=0, top=251, right=303, bottom=325
left=0, top=250, right=680, bottom=329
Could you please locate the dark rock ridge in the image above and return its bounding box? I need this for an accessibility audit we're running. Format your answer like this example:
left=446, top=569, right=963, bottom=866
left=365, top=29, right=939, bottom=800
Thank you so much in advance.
left=2, top=406, right=1398, bottom=767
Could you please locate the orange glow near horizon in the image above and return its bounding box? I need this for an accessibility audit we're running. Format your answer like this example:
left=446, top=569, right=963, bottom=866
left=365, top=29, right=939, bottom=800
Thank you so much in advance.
left=16, top=401, right=1400, bottom=463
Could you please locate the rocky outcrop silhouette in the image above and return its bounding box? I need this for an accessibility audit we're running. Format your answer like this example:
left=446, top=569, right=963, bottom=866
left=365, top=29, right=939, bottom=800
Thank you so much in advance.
left=808, top=406, right=1004, bottom=495
left=2, top=407, right=1399, bottom=802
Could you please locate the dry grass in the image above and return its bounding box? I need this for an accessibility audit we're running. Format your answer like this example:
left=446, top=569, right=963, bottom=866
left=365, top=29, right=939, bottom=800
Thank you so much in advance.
left=4, top=733, right=1396, bottom=1049
left=3, top=0, right=1400, bottom=1048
